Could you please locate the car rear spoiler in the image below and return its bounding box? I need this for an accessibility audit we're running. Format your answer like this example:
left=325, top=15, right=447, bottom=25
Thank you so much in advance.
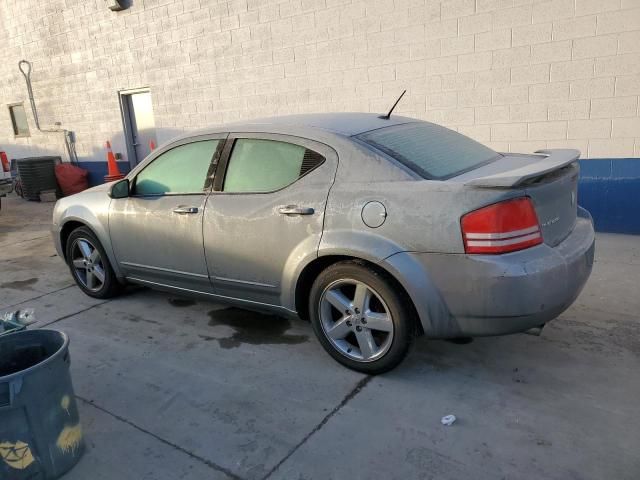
left=465, top=149, right=580, bottom=188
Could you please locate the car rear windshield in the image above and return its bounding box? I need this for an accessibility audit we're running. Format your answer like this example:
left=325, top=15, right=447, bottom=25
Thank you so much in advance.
left=356, top=122, right=501, bottom=180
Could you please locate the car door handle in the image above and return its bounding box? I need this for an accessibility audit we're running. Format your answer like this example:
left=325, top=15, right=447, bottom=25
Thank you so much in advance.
left=173, top=206, right=199, bottom=214
left=278, top=205, right=315, bottom=215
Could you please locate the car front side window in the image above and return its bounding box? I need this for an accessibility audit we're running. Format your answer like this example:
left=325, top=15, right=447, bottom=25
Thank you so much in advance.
left=222, top=138, right=324, bottom=193
left=134, top=140, right=220, bottom=196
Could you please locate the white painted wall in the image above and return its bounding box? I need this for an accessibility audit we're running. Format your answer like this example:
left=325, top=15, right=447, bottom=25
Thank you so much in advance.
left=0, top=0, right=638, bottom=164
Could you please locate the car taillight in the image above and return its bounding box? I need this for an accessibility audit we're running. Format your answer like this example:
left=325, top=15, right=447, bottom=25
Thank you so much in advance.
left=461, top=197, right=542, bottom=254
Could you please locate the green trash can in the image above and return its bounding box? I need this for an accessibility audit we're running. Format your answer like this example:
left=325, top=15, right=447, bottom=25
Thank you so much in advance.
left=0, top=330, right=84, bottom=479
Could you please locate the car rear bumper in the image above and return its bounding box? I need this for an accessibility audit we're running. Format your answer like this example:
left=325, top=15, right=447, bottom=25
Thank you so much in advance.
left=392, top=207, right=595, bottom=338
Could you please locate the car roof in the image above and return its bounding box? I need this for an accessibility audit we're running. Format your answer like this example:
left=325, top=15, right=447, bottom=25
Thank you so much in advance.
left=187, top=112, right=419, bottom=138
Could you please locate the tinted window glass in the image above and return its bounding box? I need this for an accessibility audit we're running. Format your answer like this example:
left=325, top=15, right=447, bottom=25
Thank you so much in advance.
left=135, top=140, right=219, bottom=195
left=223, top=139, right=323, bottom=193
left=357, top=122, right=500, bottom=179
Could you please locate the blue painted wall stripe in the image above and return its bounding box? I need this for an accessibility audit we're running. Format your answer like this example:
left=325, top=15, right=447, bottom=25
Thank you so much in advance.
left=76, top=160, right=131, bottom=187
left=578, top=158, right=640, bottom=235
left=77, top=158, right=640, bottom=235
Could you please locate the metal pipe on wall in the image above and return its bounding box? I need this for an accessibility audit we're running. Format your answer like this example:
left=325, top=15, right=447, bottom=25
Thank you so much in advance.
left=18, top=60, right=78, bottom=164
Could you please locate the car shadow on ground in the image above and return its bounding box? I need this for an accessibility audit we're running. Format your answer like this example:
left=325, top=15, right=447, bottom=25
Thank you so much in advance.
left=149, top=286, right=590, bottom=383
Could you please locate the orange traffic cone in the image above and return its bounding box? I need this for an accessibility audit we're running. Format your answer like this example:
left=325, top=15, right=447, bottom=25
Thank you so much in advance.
left=104, top=141, right=124, bottom=182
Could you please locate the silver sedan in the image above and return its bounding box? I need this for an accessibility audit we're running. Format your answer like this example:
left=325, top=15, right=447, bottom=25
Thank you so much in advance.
left=52, top=113, right=595, bottom=373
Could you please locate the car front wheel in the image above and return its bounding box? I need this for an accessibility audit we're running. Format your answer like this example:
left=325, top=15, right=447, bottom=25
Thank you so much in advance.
left=65, top=226, right=122, bottom=299
left=309, top=261, right=415, bottom=374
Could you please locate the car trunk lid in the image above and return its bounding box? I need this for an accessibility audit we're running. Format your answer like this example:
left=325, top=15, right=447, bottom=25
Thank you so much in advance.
left=456, top=149, right=580, bottom=246
left=525, top=163, right=579, bottom=246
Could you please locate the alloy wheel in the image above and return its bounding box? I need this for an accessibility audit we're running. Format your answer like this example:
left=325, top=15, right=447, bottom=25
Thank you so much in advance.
left=70, top=238, right=106, bottom=292
left=319, top=279, right=394, bottom=362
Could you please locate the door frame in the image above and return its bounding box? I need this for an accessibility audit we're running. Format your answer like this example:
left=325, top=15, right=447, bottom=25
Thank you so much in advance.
left=118, top=87, right=152, bottom=170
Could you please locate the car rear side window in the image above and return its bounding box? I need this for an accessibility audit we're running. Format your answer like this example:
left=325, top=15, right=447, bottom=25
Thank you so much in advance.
left=134, top=140, right=219, bottom=195
left=223, top=139, right=324, bottom=193
left=356, top=122, right=501, bottom=180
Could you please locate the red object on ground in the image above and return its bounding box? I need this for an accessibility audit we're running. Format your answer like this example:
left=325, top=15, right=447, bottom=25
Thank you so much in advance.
left=104, top=141, right=124, bottom=182
left=55, top=163, right=89, bottom=196
left=0, top=151, right=9, bottom=172
left=149, top=140, right=156, bottom=151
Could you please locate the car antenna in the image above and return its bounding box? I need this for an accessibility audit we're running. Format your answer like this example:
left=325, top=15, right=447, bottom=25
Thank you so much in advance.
left=379, top=90, right=406, bottom=120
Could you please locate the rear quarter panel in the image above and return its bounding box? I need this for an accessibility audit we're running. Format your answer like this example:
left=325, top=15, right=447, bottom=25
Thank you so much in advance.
left=319, top=146, right=528, bottom=336
left=322, top=177, right=521, bottom=256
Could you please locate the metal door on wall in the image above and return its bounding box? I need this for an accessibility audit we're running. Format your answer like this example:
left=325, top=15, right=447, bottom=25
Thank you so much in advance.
left=120, top=89, right=157, bottom=166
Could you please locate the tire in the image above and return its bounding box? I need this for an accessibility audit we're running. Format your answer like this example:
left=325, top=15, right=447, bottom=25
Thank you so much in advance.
left=309, top=261, right=415, bottom=374
left=65, top=226, right=122, bottom=299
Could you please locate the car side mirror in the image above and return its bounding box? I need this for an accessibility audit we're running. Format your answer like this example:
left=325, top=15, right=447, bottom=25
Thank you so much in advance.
left=109, top=178, right=130, bottom=198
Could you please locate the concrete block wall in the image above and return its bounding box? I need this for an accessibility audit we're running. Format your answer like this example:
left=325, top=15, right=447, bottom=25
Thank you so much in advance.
left=0, top=0, right=638, bottom=164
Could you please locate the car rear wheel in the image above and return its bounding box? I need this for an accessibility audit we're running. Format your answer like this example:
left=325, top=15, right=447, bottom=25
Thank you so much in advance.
left=66, top=227, right=121, bottom=299
left=309, top=261, right=415, bottom=374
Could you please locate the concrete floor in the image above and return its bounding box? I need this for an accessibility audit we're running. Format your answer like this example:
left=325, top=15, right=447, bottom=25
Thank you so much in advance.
left=1, top=195, right=639, bottom=480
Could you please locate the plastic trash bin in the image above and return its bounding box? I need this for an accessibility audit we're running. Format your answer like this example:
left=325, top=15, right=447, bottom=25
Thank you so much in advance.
left=0, top=330, right=84, bottom=479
